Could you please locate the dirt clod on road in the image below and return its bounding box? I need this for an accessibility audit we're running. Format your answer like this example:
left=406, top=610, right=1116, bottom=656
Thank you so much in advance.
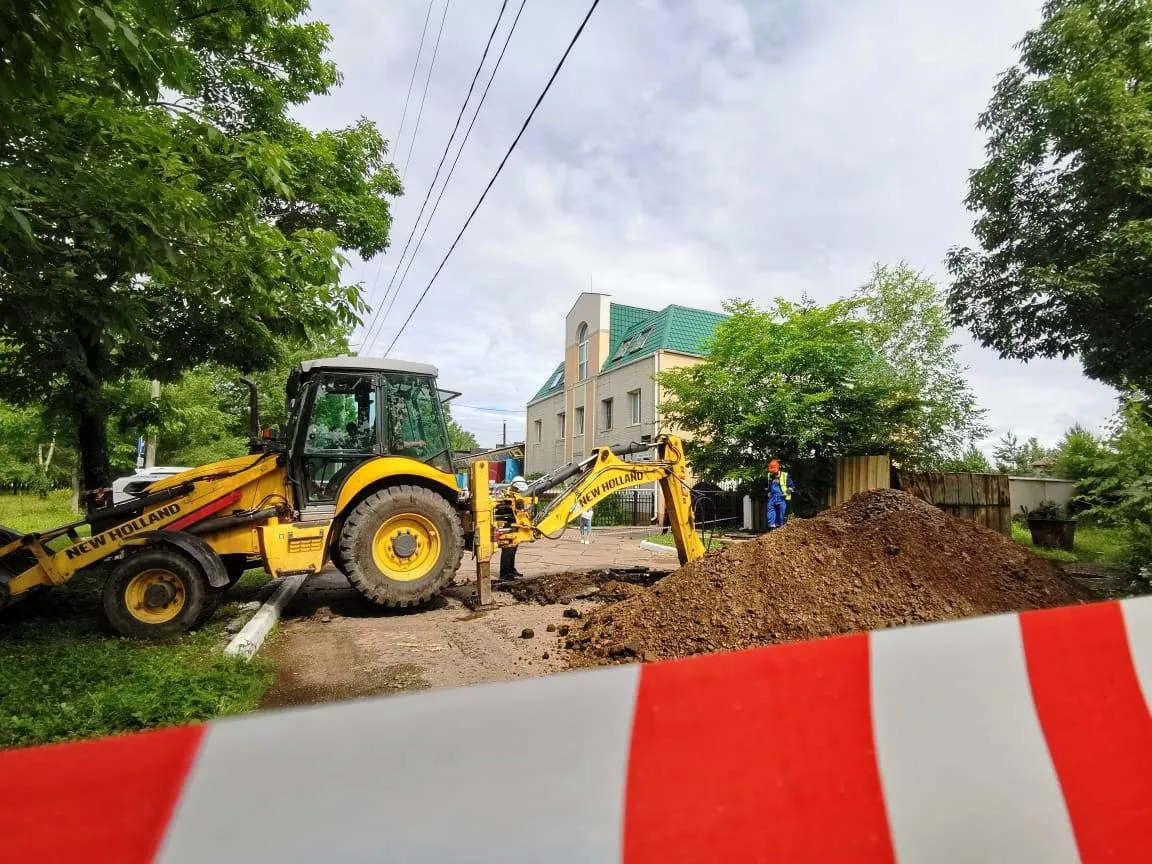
left=571, top=490, right=1088, bottom=665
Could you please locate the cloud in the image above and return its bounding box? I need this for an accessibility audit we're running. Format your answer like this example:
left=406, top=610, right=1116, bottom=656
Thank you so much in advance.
left=300, top=0, right=1117, bottom=449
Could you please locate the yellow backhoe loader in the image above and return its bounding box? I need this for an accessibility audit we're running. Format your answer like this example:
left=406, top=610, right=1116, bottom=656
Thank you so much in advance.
left=0, top=357, right=705, bottom=637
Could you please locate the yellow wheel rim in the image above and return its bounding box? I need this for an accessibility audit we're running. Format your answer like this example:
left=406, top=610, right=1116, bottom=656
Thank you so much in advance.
left=372, top=513, right=441, bottom=583
left=123, top=568, right=186, bottom=624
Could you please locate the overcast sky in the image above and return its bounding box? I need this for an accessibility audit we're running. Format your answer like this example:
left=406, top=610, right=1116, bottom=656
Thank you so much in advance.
left=298, top=0, right=1119, bottom=451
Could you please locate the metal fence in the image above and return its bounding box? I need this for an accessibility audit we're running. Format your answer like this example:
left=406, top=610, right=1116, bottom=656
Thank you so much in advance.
left=535, top=488, right=657, bottom=527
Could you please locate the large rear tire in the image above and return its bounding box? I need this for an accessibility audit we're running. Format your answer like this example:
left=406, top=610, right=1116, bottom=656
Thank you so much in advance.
left=103, top=548, right=209, bottom=639
left=339, top=485, right=463, bottom=608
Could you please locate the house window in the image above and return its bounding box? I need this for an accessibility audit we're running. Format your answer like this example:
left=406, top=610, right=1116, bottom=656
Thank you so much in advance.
left=577, top=323, right=589, bottom=381
left=557, top=412, right=565, bottom=439
left=534, top=419, right=542, bottom=443
left=601, top=398, right=613, bottom=431
left=613, top=337, right=632, bottom=360
left=574, top=406, right=585, bottom=436
left=548, top=367, right=564, bottom=389
left=630, top=326, right=654, bottom=352
left=629, top=389, right=641, bottom=425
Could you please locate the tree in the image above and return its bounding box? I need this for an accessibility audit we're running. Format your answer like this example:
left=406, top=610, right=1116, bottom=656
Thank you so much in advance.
left=659, top=298, right=924, bottom=485
left=947, top=0, right=1152, bottom=392
left=0, top=402, right=75, bottom=494
left=443, top=408, right=479, bottom=453
left=993, top=431, right=1056, bottom=474
left=0, top=1, right=400, bottom=505
left=853, top=263, right=990, bottom=468
left=1078, top=398, right=1152, bottom=570
left=1051, top=423, right=1105, bottom=482
left=938, top=445, right=994, bottom=473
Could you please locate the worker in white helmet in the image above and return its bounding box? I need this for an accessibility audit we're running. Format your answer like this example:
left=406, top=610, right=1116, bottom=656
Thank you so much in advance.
left=498, top=476, right=529, bottom=581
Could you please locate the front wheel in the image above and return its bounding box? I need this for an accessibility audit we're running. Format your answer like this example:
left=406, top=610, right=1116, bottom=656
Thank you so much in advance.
left=103, top=548, right=209, bottom=639
left=339, top=485, right=463, bottom=608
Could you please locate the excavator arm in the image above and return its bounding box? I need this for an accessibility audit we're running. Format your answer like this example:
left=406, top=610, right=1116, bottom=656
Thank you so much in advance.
left=469, top=435, right=706, bottom=605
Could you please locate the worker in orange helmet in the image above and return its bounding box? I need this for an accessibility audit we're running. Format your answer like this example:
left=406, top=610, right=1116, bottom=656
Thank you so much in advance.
left=765, top=458, right=795, bottom=530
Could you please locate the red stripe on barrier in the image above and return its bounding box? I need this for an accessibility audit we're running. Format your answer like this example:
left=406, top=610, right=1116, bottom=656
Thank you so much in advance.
left=0, top=724, right=204, bottom=863
left=623, top=634, right=894, bottom=864
left=165, top=489, right=242, bottom=532
left=1022, top=602, right=1152, bottom=863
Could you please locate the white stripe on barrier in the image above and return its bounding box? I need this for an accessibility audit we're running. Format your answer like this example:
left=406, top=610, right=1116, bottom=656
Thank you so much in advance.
left=870, top=613, right=1081, bottom=863
left=158, top=665, right=641, bottom=863
left=1121, top=596, right=1152, bottom=714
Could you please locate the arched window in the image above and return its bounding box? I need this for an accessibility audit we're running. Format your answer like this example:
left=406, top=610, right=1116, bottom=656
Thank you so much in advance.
left=577, top=322, right=589, bottom=381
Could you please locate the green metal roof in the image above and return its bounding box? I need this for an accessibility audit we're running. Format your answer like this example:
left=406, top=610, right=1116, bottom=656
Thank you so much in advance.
left=601, top=304, right=727, bottom=372
left=530, top=361, right=565, bottom=403
left=528, top=302, right=726, bottom=403
left=609, top=303, right=656, bottom=352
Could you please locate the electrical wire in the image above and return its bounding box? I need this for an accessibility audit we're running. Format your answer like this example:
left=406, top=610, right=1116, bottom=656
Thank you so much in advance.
left=360, top=0, right=439, bottom=343
left=359, top=0, right=510, bottom=351
left=384, top=0, right=603, bottom=355
left=393, top=0, right=435, bottom=161
left=369, top=0, right=529, bottom=348
left=400, top=0, right=453, bottom=181
left=454, top=403, right=526, bottom=414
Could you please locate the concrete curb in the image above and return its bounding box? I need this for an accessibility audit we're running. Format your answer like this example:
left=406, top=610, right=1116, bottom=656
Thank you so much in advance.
left=223, top=571, right=308, bottom=660
left=639, top=539, right=678, bottom=555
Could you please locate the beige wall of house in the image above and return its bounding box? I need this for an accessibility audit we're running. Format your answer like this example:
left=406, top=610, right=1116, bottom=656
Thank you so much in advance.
left=525, top=350, right=712, bottom=479
left=525, top=391, right=565, bottom=475
left=524, top=295, right=713, bottom=482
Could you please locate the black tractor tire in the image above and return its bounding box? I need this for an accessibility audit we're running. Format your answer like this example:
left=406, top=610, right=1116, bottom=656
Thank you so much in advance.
left=339, top=485, right=463, bottom=608
left=103, top=548, right=209, bottom=639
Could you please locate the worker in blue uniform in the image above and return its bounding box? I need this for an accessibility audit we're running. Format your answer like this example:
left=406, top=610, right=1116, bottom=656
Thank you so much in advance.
left=765, top=459, right=795, bottom=530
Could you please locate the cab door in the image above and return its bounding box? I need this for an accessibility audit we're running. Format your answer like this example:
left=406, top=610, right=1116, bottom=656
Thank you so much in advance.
left=295, top=372, right=381, bottom=511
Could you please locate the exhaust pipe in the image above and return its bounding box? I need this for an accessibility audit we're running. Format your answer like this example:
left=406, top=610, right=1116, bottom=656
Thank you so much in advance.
left=239, top=377, right=260, bottom=442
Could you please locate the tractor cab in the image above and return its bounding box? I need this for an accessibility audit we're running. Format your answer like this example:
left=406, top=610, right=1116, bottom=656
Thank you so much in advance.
left=285, top=357, right=456, bottom=512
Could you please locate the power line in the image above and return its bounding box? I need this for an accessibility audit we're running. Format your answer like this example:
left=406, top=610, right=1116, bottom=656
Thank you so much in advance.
left=454, top=404, right=527, bottom=414
left=385, top=0, right=603, bottom=355
left=359, top=0, right=511, bottom=351
left=361, top=0, right=436, bottom=344
left=393, top=0, right=435, bottom=156
left=399, top=0, right=453, bottom=181
left=369, top=0, right=529, bottom=347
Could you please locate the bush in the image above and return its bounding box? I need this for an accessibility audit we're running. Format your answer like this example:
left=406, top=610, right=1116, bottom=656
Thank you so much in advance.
left=1026, top=500, right=1065, bottom=520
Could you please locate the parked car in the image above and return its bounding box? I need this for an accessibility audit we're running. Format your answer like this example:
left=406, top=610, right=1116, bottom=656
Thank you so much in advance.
left=111, top=467, right=192, bottom=504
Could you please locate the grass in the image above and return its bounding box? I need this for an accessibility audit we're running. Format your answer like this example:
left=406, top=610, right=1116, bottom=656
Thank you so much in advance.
left=1011, top=520, right=1129, bottom=565
left=0, top=489, right=76, bottom=533
left=0, top=492, right=276, bottom=750
left=644, top=532, right=728, bottom=552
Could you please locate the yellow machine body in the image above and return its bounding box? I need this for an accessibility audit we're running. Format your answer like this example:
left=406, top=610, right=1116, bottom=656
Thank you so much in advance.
left=0, top=353, right=705, bottom=636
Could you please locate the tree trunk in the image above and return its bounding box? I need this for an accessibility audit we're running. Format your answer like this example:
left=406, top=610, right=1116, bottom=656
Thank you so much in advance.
left=70, top=464, right=80, bottom=514
left=72, top=327, right=114, bottom=512
left=75, top=394, right=112, bottom=510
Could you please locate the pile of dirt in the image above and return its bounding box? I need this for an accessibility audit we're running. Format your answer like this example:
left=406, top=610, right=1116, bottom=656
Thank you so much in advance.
left=570, top=489, right=1089, bottom=665
left=505, top=567, right=668, bottom=605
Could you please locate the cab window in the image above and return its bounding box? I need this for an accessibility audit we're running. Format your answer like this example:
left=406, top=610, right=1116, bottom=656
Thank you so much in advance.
left=302, top=374, right=378, bottom=502
left=383, top=374, right=451, bottom=472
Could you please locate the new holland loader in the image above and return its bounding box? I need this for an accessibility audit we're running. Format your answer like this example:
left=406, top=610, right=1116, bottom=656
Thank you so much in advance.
left=0, top=357, right=705, bottom=637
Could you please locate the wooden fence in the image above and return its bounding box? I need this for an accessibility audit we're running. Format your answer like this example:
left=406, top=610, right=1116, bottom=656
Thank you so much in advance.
left=898, top=471, right=1012, bottom=536
left=827, top=455, right=891, bottom=507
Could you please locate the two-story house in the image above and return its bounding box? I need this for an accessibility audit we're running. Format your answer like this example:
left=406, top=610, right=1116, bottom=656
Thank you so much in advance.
left=524, top=292, right=726, bottom=480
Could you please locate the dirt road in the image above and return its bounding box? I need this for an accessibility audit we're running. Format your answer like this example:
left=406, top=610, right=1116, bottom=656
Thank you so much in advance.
left=261, top=531, right=669, bottom=709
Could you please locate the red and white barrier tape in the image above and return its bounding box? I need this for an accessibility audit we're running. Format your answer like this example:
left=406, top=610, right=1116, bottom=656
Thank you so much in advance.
left=3, top=597, right=1150, bottom=862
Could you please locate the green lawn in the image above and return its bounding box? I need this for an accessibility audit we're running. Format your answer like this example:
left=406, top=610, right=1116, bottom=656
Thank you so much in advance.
left=0, top=492, right=275, bottom=750
left=1011, top=521, right=1129, bottom=565
left=645, top=532, right=728, bottom=552
left=0, top=488, right=76, bottom=532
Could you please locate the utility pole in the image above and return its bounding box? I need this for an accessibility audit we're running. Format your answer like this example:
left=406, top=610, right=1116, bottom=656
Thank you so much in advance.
left=502, top=421, right=507, bottom=447
left=144, top=379, right=159, bottom=468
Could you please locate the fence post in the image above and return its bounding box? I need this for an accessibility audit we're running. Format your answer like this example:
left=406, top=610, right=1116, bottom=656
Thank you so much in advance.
left=742, top=496, right=752, bottom=530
